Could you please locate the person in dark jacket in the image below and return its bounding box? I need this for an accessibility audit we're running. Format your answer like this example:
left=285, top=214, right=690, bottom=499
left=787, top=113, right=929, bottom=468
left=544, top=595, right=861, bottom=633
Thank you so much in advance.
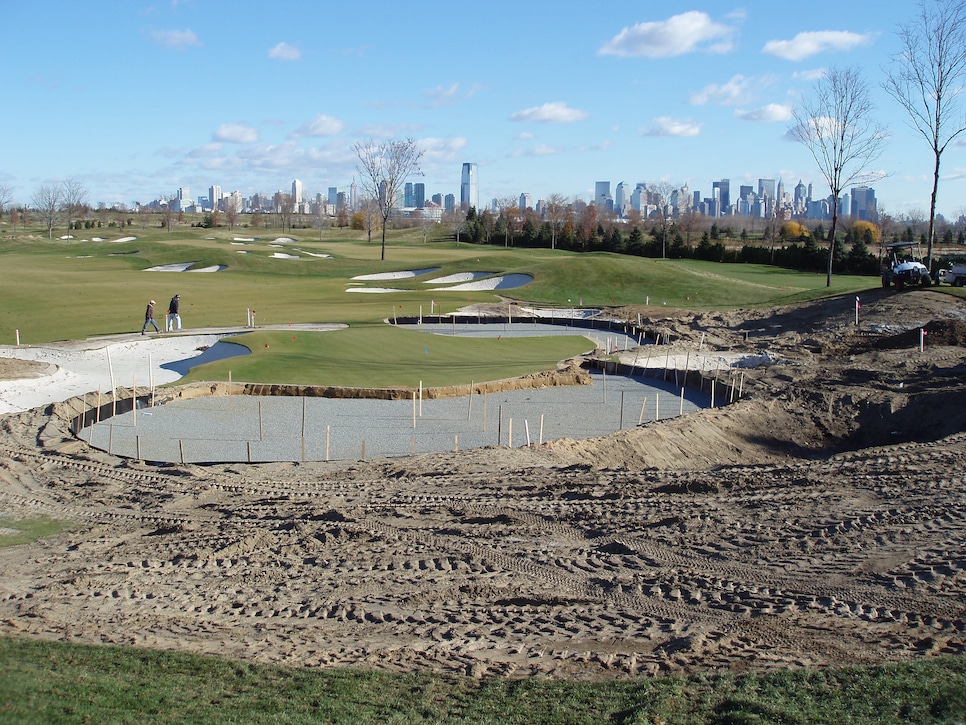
left=141, top=300, right=159, bottom=335
left=166, top=294, right=182, bottom=331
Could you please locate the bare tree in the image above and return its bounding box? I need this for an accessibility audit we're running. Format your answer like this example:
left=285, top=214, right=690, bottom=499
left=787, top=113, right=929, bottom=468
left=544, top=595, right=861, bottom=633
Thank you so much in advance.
left=648, top=181, right=676, bottom=258
left=544, top=193, right=568, bottom=250
left=274, top=192, right=294, bottom=232
left=0, top=184, right=13, bottom=222
left=790, top=66, right=887, bottom=286
left=885, top=0, right=966, bottom=270
left=359, top=197, right=379, bottom=243
left=495, top=196, right=518, bottom=247
left=61, top=178, right=88, bottom=233
left=160, top=197, right=176, bottom=231
left=353, top=138, right=424, bottom=260
left=224, top=194, right=242, bottom=231
left=31, top=184, right=61, bottom=238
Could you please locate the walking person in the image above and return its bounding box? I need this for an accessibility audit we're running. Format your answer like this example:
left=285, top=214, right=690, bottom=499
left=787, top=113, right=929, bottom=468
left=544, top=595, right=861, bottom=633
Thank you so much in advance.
left=167, top=294, right=182, bottom=331
left=141, top=299, right=160, bottom=335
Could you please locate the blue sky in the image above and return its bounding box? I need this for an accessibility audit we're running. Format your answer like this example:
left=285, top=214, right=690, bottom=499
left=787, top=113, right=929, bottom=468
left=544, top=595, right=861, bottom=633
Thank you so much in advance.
left=3, top=0, right=962, bottom=219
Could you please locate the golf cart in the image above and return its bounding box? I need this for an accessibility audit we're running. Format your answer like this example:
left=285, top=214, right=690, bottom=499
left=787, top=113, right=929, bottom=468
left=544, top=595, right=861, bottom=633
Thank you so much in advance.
left=881, top=240, right=932, bottom=289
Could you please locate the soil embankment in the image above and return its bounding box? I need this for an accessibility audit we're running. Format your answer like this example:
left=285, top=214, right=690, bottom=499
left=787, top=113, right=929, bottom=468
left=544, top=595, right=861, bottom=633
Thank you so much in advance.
left=1, top=289, right=965, bottom=679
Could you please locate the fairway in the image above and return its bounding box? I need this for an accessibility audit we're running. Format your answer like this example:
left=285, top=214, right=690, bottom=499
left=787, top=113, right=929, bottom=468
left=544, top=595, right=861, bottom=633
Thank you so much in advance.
left=0, top=226, right=883, bottom=386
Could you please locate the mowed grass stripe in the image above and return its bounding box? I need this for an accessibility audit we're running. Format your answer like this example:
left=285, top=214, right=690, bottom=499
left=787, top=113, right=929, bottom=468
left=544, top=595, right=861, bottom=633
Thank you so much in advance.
left=184, top=327, right=595, bottom=388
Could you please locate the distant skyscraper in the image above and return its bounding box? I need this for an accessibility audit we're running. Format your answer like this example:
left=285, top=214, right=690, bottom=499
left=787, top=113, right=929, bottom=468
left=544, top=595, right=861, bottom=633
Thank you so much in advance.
left=519, top=193, right=533, bottom=211
left=291, top=179, right=303, bottom=204
left=460, top=163, right=479, bottom=211
left=712, top=179, right=730, bottom=215
left=404, top=183, right=414, bottom=208
left=414, top=183, right=425, bottom=208
left=209, top=185, right=222, bottom=211
left=850, top=186, right=877, bottom=221
left=328, top=187, right=338, bottom=207
left=594, top=181, right=612, bottom=212
left=615, top=181, right=630, bottom=217
left=758, top=178, right=776, bottom=200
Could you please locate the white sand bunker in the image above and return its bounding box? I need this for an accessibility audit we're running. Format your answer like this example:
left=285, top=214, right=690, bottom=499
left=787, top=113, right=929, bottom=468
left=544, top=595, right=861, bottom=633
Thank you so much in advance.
left=346, top=287, right=407, bottom=294
left=144, top=262, right=226, bottom=272
left=274, top=237, right=297, bottom=243
left=233, top=237, right=256, bottom=242
left=352, top=267, right=440, bottom=281
left=424, top=272, right=493, bottom=284
left=295, top=250, right=332, bottom=258
left=110, top=237, right=137, bottom=243
left=270, top=252, right=300, bottom=259
left=430, top=273, right=533, bottom=291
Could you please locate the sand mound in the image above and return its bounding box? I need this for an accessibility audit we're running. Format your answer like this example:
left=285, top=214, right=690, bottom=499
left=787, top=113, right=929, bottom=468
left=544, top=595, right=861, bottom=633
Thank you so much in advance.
left=2, top=289, right=966, bottom=680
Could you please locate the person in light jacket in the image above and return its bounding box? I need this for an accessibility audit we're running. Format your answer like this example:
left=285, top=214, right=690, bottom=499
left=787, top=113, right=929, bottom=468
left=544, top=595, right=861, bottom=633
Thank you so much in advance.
left=167, top=294, right=182, bottom=331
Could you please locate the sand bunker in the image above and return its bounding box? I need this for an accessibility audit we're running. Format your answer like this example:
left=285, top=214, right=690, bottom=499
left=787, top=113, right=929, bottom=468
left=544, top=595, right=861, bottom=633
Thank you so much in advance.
left=346, top=287, right=406, bottom=294
left=430, top=274, right=533, bottom=291
left=270, top=253, right=299, bottom=259
left=353, top=268, right=441, bottom=281
left=144, top=262, right=226, bottom=272
left=424, top=272, right=493, bottom=284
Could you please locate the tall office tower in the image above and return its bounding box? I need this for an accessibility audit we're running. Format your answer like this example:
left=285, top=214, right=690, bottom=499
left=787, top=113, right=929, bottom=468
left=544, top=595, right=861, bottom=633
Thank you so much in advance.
left=758, top=178, right=775, bottom=200
left=839, top=193, right=851, bottom=218
left=414, top=183, right=425, bottom=208
left=444, top=193, right=456, bottom=214
left=327, top=187, right=338, bottom=206
left=519, top=193, right=533, bottom=211
left=614, top=181, right=630, bottom=217
left=460, top=163, right=479, bottom=211
left=209, top=185, right=222, bottom=211
left=794, top=180, right=807, bottom=212
left=850, top=186, right=877, bottom=221
left=776, top=179, right=785, bottom=206
left=594, top=181, right=612, bottom=212
left=693, top=190, right=701, bottom=210
left=712, top=179, right=730, bottom=215
left=349, top=182, right=358, bottom=210
left=291, top=179, right=303, bottom=205
left=404, top=183, right=414, bottom=208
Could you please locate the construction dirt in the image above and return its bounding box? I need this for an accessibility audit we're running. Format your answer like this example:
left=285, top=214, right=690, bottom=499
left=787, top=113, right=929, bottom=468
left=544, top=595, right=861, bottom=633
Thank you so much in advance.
left=1, top=288, right=965, bottom=680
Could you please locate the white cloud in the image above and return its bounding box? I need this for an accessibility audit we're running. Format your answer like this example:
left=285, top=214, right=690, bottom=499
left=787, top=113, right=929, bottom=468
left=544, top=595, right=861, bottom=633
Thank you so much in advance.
left=510, top=102, right=588, bottom=123
left=641, top=117, right=701, bottom=137
left=213, top=123, right=258, bottom=144
left=268, top=42, right=301, bottom=61
left=736, top=103, right=794, bottom=122
left=151, top=28, right=201, bottom=49
left=290, top=115, right=345, bottom=138
left=690, top=74, right=755, bottom=106
left=763, top=31, right=871, bottom=61
left=425, top=83, right=461, bottom=107
left=418, top=136, right=468, bottom=164
left=599, top=11, right=735, bottom=58
left=793, top=68, right=827, bottom=82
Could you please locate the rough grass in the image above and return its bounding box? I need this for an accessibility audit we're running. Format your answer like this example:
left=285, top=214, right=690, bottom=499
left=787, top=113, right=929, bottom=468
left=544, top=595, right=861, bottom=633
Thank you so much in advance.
left=1, top=637, right=964, bottom=724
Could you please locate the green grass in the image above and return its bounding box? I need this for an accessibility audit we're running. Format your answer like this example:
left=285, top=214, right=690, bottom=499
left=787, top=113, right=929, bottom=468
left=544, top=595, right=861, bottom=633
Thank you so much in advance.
left=0, top=516, right=72, bottom=547
left=1, top=637, right=964, bottom=724
left=183, top=326, right=594, bottom=388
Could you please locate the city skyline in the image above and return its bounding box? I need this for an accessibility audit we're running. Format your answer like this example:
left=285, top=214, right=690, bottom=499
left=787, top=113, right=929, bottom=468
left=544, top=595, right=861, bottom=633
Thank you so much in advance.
left=2, top=1, right=962, bottom=220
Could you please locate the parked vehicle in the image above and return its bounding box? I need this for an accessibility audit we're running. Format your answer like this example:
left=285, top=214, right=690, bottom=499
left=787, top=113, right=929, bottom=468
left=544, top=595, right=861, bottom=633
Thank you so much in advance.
left=938, top=263, right=966, bottom=287
left=881, top=241, right=932, bottom=289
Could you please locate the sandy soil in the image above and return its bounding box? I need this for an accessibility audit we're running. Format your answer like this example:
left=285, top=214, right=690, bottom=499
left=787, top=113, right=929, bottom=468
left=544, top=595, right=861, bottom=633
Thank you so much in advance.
left=1, top=289, right=965, bottom=680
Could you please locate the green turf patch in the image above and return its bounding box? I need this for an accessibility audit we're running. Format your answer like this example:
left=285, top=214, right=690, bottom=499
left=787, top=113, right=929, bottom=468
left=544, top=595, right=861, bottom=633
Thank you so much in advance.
left=179, top=326, right=595, bottom=388
left=0, top=516, right=73, bottom=547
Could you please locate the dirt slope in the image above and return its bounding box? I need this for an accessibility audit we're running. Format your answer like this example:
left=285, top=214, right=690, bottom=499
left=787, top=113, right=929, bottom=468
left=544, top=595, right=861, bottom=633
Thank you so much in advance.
left=0, top=289, right=964, bottom=680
